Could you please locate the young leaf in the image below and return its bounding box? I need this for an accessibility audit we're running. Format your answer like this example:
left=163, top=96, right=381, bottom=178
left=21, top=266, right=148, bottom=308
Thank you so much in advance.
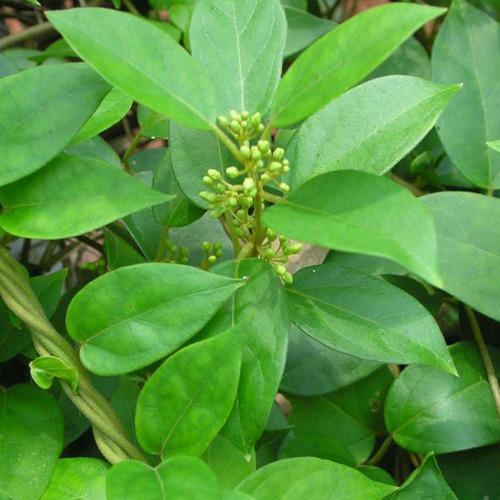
left=190, top=0, right=286, bottom=115
left=199, top=259, right=289, bottom=454
left=0, top=154, right=170, bottom=239
left=262, top=170, right=441, bottom=286
left=0, top=63, right=109, bottom=186
left=30, top=356, right=79, bottom=392
left=287, top=264, right=454, bottom=373
left=0, top=385, right=63, bottom=500
left=106, top=457, right=220, bottom=500
left=236, top=457, right=397, bottom=499
left=271, top=3, right=446, bottom=126
left=287, top=76, right=460, bottom=189
left=432, top=0, right=500, bottom=190
left=42, top=458, right=109, bottom=500
left=385, top=342, right=500, bottom=454
left=280, top=324, right=382, bottom=397
left=135, top=332, right=241, bottom=457
left=47, top=8, right=217, bottom=130
left=71, top=88, right=133, bottom=144
left=391, top=454, right=457, bottom=499
left=422, top=192, right=500, bottom=321
left=66, top=263, right=244, bottom=375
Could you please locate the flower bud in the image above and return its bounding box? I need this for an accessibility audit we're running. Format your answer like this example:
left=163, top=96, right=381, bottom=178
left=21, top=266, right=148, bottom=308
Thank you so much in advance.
left=282, top=272, right=293, bottom=284
left=199, top=191, right=218, bottom=203
left=251, top=148, right=262, bottom=161
left=216, top=183, right=226, bottom=193
left=208, top=255, right=217, bottom=265
left=227, top=197, right=238, bottom=207
left=257, top=140, right=270, bottom=153
left=273, top=148, right=285, bottom=161
left=230, top=110, right=239, bottom=120
left=203, top=176, right=214, bottom=186
left=240, top=145, right=251, bottom=159
left=217, top=116, right=228, bottom=127
left=243, top=178, right=256, bottom=191
left=257, top=123, right=265, bottom=132
left=279, top=182, right=290, bottom=192
left=203, top=241, right=212, bottom=252
left=275, top=264, right=286, bottom=276
left=265, top=248, right=276, bottom=259
left=268, top=162, right=282, bottom=173
left=251, top=112, right=261, bottom=126
left=282, top=164, right=290, bottom=174
left=261, top=173, right=270, bottom=183
left=287, top=243, right=303, bottom=255
left=241, top=111, right=249, bottom=120
left=207, top=169, right=222, bottom=181
left=230, top=121, right=241, bottom=133
left=266, top=228, right=277, bottom=240
left=225, top=167, right=240, bottom=178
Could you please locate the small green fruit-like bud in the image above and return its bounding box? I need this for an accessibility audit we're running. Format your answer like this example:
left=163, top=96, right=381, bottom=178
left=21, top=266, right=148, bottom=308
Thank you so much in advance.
left=240, top=145, right=251, bottom=159
left=282, top=164, right=290, bottom=174
left=279, top=235, right=287, bottom=243
left=251, top=112, right=261, bottom=125
left=282, top=272, right=293, bottom=284
left=241, top=120, right=248, bottom=128
left=266, top=228, right=277, bottom=240
left=227, top=197, right=238, bottom=207
left=199, top=191, right=218, bottom=203
left=279, top=182, right=290, bottom=192
left=273, top=148, right=285, bottom=161
left=275, top=264, right=286, bottom=276
left=225, top=167, right=240, bottom=178
left=265, top=248, right=276, bottom=259
left=208, top=169, right=222, bottom=181
left=230, top=121, right=241, bottom=133
left=268, top=161, right=282, bottom=173
left=230, top=110, right=239, bottom=120
left=209, top=210, right=220, bottom=218
left=203, top=176, right=214, bottom=186
left=256, top=160, right=264, bottom=169
left=236, top=228, right=245, bottom=238
left=215, top=249, right=223, bottom=258
left=203, top=241, right=212, bottom=252
left=236, top=209, right=246, bottom=219
left=217, top=116, right=228, bottom=127
left=243, top=177, right=256, bottom=191
left=241, top=196, right=254, bottom=208
left=251, top=148, right=262, bottom=161
left=257, top=140, right=270, bottom=153
left=241, top=111, right=249, bottom=120
left=261, top=173, right=270, bottom=183
left=287, top=243, right=303, bottom=254
left=257, top=123, right=265, bottom=132
left=208, top=255, right=217, bottom=264
left=216, top=183, right=226, bottom=193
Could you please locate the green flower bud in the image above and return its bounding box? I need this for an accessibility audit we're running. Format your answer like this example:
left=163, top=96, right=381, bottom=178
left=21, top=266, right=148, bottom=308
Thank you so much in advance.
left=279, top=235, right=287, bottom=243
left=225, top=166, right=240, bottom=178
left=215, top=249, right=223, bottom=258
left=251, top=112, right=261, bottom=126
left=282, top=164, right=290, bottom=174
left=230, top=121, right=241, bottom=133
left=207, top=169, right=222, bottom=181
left=273, top=148, right=285, bottom=161
left=251, top=148, right=262, bottom=161
left=257, top=140, right=270, bottom=153
left=199, top=191, right=218, bottom=203
left=287, top=243, right=303, bottom=254
left=266, top=228, right=277, bottom=240
left=261, top=173, right=270, bottom=183
left=243, top=177, right=256, bottom=191
left=181, top=256, right=189, bottom=264
left=241, top=196, right=254, bottom=208
left=241, top=120, right=248, bottom=128
left=203, top=241, right=212, bottom=252
left=241, top=111, right=249, bottom=120
left=203, top=176, right=214, bottom=186
left=279, top=182, right=290, bottom=193
left=230, top=110, right=239, bottom=120
left=180, top=247, right=189, bottom=256
left=236, top=209, right=246, bottom=219
left=209, top=210, right=220, bottom=218
left=256, top=160, right=265, bottom=169
left=236, top=228, right=245, bottom=238
left=268, top=161, right=282, bottom=173
left=216, top=183, right=226, bottom=193
left=207, top=255, right=217, bottom=264
left=240, top=145, right=251, bottom=159
left=264, top=248, right=276, bottom=259
left=217, top=116, right=228, bottom=127
left=227, top=197, right=238, bottom=207
left=275, top=264, right=286, bottom=276
left=257, top=123, right=265, bottom=132
left=282, top=272, right=293, bottom=284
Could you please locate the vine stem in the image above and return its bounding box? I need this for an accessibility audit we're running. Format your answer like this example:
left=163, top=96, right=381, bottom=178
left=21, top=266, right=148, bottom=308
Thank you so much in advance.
left=261, top=191, right=284, bottom=204
left=0, top=245, right=147, bottom=464
left=365, top=435, right=393, bottom=466
left=0, top=21, right=53, bottom=50
left=465, top=304, right=500, bottom=417
left=210, top=124, right=246, bottom=164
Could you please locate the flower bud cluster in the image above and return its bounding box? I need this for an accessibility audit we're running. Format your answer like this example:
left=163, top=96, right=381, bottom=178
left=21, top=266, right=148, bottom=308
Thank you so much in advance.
left=163, top=240, right=189, bottom=265
left=201, top=241, right=223, bottom=270
left=217, top=110, right=265, bottom=143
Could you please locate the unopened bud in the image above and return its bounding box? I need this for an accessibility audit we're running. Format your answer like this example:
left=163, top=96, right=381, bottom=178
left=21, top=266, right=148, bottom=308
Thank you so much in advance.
left=257, top=140, right=270, bottom=153
left=203, top=176, right=214, bottom=186
left=273, top=148, right=285, bottom=161
left=243, top=178, right=256, bottom=191
left=279, top=182, right=290, bottom=192
left=225, top=167, right=240, bottom=178
left=275, top=265, right=286, bottom=276
left=207, top=169, right=222, bottom=181
left=282, top=272, right=293, bottom=284
left=268, top=162, right=282, bottom=173
left=207, top=255, right=217, bottom=264
left=217, top=116, right=228, bottom=127
left=240, top=145, right=251, bottom=159
left=265, top=248, right=276, bottom=259
left=251, top=112, right=261, bottom=126
left=230, top=121, right=241, bottom=133
left=230, top=110, right=239, bottom=120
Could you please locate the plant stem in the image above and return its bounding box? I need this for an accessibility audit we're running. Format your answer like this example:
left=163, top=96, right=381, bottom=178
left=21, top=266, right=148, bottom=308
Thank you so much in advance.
left=0, top=245, right=146, bottom=464
left=122, top=132, right=142, bottom=174
left=122, top=0, right=140, bottom=15
left=261, top=191, right=284, bottom=204
left=222, top=213, right=241, bottom=257
left=210, top=124, right=246, bottom=164
left=260, top=120, right=275, bottom=142
left=0, top=21, right=54, bottom=50
left=465, top=304, right=500, bottom=417
left=154, top=225, right=169, bottom=262
left=390, top=173, right=424, bottom=197
left=365, top=435, right=393, bottom=466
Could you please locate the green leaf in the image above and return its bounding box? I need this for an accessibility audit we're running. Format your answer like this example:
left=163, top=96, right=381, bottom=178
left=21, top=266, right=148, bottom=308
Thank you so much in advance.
left=42, top=458, right=109, bottom=500
left=106, top=457, right=220, bottom=500
left=287, top=264, right=454, bottom=373
left=47, top=8, right=216, bottom=130
left=202, top=434, right=256, bottom=489
left=286, top=75, right=460, bottom=189
left=391, top=454, right=457, bottom=499
left=271, top=3, right=446, bottom=126
left=438, top=444, right=500, bottom=499
left=0, top=154, right=170, bottom=239
left=199, top=259, right=289, bottom=454
left=488, top=139, right=500, bottom=153
left=71, top=88, right=133, bottom=144
left=104, top=230, right=146, bottom=270
left=137, top=105, right=169, bottom=139
left=280, top=324, right=382, bottom=397
left=284, top=7, right=336, bottom=59
left=368, top=37, right=431, bottom=80
left=0, top=384, right=63, bottom=500
left=30, top=355, right=79, bottom=392
left=263, top=171, right=442, bottom=286
left=0, top=53, right=18, bottom=78
left=422, top=192, right=500, bottom=321
left=432, top=0, right=500, bottom=190
left=237, top=457, right=397, bottom=499
left=66, top=263, right=243, bottom=375
left=170, top=122, right=233, bottom=208
left=135, top=332, right=242, bottom=456
left=64, top=135, right=121, bottom=168
left=28, top=39, right=76, bottom=64
left=385, top=342, right=500, bottom=454
left=190, top=0, right=286, bottom=115
left=288, top=396, right=374, bottom=464
left=323, top=251, right=407, bottom=277
left=0, top=63, right=109, bottom=186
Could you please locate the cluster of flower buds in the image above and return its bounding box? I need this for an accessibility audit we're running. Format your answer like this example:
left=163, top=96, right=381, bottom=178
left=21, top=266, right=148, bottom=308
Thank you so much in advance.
left=80, top=257, right=106, bottom=274
left=163, top=240, right=189, bottom=265
left=217, top=110, right=265, bottom=143
left=201, top=241, right=223, bottom=269
left=261, top=228, right=302, bottom=284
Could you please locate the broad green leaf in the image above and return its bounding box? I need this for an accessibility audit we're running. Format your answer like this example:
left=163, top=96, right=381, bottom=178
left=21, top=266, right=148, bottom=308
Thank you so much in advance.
left=152, top=147, right=205, bottom=227
left=64, top=135, right=122, bottom=168
left=287, top=264, right=454, bottom=373
left=358, top=466, right=396, bottom=486
left=135, top=332, right=242, bottom=456
left=106, top=457, right=220, bottom=500
left=237, top=457, right=397, bottom=499
left=0, top=63, right=109, bottom=185
left=47, top=8, right=216, bottom=130
left=0, top=384, right=63, bottom=500
left=66, top=263, right=243, bottom=375
left=422, top=192, right=500, bottom=321
left=391, top=454, right=457, bottom=499
left=29, top=39, right=76, bottom=64
left=287, top=76, right=460, bottom=189
left=288, top=396, right=374, bottom=464
left=199, top=259, right=289, bottom=454
left=271, top=3, right=445, bottom=126
left=137, top=105, right=169, bottom=139
left=42, top=458, right=109, bottom=500
left=280, top=324, right=382, bottom=397
left=438, top=444, right=500, bottom=499
left=30, top=356, right=79, bottom=392
left=432, top=0, right=500, bottom=190
left=170, top=122, right=233, bottom=208
left=0, top=154, right=170, bottom=239
left=190, top=0, right=286, bottom=115
left=104, top=230, right=146, bottom=270
left=368, top=37, right=431, bottom=80
left=284, top=7, right=336, bottom=59
left=385, top=342, right=500, bottom=454
left=0, top=269, right=67, bottom=362
left=0, top=53, right=19, bottom=77
left=488, top=139, right=500, bottom=153
left=202, top=434, right=256, bottom=489
left=281, top=0, right=306, bottom=9
left=72, top=88, right=133, bottom=144
left=263, top=170, right=441, bottom=286
left=324, top=251, right=407, bottom=277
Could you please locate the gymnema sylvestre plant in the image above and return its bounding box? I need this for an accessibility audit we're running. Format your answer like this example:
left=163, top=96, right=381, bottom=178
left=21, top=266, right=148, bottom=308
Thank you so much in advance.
left=1, top=0, right=500, bottom=497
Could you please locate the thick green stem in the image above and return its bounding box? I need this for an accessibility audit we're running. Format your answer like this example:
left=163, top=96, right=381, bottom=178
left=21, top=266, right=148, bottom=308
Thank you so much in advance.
left=0, top=245, right=146, bottom=464
left=210, top=124, right=246, bottom=164
left=365, top=435, right=393, bottom=466
left=465, top=305, right=500, bottom=418
left=122, top=132, right=142, bottom=174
